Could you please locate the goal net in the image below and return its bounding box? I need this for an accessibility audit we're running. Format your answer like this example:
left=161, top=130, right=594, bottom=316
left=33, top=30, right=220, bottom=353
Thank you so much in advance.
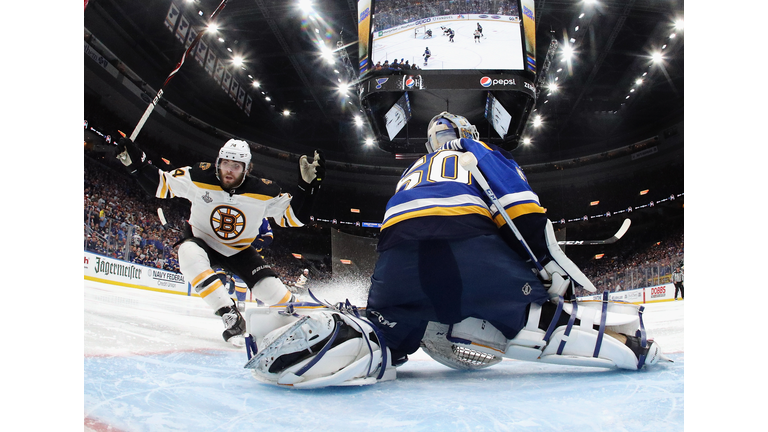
left=414, top=25, right=427, bottom=38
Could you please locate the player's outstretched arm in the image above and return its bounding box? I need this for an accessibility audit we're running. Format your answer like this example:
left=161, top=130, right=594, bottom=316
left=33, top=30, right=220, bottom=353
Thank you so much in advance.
left=115, top=137, right=162, bottom=197
left=291, top=150, right=326, bottom=224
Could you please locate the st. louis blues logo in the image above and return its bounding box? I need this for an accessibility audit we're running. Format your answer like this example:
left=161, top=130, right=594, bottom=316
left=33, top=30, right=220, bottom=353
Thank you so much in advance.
left=480, top=76, right=492, bottom=87
left=375, top=78, right=389, bottom=89
left=210, top=205, right=246, bottom=240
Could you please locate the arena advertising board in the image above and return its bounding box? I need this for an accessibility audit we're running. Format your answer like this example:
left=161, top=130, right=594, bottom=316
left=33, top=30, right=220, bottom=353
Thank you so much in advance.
left=577, top=284, right=676, bottom=304
left=364, top=0, right=526, bottom=73
left=84, top=251, right=189, bottom=295
left=359, top=73, right=535, bottom=99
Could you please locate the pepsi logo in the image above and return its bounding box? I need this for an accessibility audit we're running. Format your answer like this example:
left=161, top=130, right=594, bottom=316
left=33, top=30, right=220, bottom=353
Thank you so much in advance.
left=405, top=77, right=415, bottom=88
left=480, top=76, right=492, bottom=87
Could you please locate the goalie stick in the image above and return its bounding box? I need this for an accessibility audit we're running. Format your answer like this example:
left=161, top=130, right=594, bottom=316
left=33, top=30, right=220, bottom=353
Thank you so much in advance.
left=557, top=219, right=631, bottom=246
left=129, top=0, right=229, bottom=141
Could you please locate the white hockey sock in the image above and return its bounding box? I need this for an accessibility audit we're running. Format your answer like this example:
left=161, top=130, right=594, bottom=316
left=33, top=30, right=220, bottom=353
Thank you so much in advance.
left=179, top=241, right=232, bottom=312
left=252, top=276, right=293, bottom=305
left=196, top=276, right=234, bottom=312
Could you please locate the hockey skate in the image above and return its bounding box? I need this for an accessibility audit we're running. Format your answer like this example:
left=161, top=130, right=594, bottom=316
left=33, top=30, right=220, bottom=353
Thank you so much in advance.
left=215, top=299, right=246, bottom=347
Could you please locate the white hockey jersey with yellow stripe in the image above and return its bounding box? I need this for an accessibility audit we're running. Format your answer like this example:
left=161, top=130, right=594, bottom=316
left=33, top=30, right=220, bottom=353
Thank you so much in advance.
left=155, top=162, right=303, bottom=257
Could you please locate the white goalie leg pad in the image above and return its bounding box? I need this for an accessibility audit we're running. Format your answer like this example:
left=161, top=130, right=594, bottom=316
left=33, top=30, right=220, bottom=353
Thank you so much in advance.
left=562, top=298, right=641, bottom=336
left=244, top=308, right=394, bottom=388
left=420, top=321, right=503, bottom=370
left=244, top=305, right=305, bottom=348
left=540, top=327, right=636, bottom=369
left=544, top=219, right=596, bottom=293
left=502, top=297, right=669, bottom=369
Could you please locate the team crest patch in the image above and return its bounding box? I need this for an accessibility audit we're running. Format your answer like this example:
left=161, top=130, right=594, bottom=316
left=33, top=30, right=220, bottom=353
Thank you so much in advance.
left=210, top=205, right=246, bottom=240
left=261, top=178, right=273, bottom=185
left=199, top=162, right=212, bottom=170
left=521, top=283, right=532, bottom=295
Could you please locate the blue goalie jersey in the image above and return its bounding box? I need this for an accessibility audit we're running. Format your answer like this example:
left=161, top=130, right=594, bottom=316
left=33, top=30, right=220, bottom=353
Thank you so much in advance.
left=377, top=138, right=546, bottom=251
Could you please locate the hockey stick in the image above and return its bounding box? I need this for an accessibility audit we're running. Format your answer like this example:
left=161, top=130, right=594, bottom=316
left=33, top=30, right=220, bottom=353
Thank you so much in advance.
left=557, top=219, right=631, bottom=246
left=129, top=0, right=229, bottom=141
left=458, top=152, right=548, bottom=279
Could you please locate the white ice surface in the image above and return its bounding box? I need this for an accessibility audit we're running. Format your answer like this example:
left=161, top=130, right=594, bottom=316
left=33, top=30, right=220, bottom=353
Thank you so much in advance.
left=84, top=279, right=684, bottom=432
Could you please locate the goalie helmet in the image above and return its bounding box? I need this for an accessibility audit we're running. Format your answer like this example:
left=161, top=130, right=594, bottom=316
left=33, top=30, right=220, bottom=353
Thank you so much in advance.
left=425, top=112, right=479, bottom=153
left=216, top=139, right=252, bottom=187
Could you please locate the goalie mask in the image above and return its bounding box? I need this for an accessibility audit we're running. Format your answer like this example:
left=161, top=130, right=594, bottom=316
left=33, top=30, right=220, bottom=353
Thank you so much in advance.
left=425, top=112, right=479, bottom=153
left=216, top=139, right=252, bottom=188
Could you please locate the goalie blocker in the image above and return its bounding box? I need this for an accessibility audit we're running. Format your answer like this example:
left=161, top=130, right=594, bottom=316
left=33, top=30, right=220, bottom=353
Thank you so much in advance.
left=242, top=294, right=670, bottom=389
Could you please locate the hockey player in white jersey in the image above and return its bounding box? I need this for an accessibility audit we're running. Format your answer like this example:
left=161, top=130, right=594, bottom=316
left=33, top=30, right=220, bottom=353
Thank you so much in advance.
left=242, top=112, right=669, bottom=388
left=116, top=137, right=325, bottom=344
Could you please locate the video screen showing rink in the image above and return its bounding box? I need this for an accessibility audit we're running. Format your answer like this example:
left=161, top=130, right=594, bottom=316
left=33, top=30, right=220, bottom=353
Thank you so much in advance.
left=372, top=15, right=525, bottom=70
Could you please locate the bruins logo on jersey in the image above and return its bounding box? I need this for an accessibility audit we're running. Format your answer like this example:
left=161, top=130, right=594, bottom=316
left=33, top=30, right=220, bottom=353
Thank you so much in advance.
left=199, top=162, right=212, bottom=170
left=261, top=178, right=273, bottom=185
left=210, top=205, right=246, bottom=240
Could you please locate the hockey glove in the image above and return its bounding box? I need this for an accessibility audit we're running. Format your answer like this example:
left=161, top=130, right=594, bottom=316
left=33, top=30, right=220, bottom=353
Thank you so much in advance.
left=115, top=137, right=147, bottom=172
left=541, top=260, right=572, bottom=299
left=299, top=150, right=325, bottom=185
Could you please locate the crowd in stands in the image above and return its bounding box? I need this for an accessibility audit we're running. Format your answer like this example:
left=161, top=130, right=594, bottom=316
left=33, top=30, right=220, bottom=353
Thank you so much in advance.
left=85, top=157, right=186, bottom=272
left=576, top=227, right=684, bottom=296
left=373, top=58, right=422, bottom=72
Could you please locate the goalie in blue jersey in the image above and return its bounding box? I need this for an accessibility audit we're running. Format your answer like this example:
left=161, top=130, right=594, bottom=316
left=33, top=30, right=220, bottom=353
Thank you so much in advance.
left=243, top=112, right=669, bottom=388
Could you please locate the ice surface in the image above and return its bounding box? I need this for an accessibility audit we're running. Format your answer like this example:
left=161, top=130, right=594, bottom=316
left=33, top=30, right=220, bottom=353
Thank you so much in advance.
left=84, top=280, right=684, bottom=431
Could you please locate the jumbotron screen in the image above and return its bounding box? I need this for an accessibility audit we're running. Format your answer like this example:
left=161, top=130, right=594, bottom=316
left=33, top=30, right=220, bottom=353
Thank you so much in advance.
left=364, top=0, right=527, bottom=72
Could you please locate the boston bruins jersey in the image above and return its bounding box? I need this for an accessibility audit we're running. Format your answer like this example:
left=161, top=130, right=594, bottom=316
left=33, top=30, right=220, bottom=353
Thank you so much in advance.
left=377, top=138, right=545, bottom=251
left=154, top=162, right=303, bottom=257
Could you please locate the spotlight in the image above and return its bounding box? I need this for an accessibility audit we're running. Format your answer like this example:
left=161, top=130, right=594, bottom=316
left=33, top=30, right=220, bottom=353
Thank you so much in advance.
left=298, top=0, right=313, bottom=13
